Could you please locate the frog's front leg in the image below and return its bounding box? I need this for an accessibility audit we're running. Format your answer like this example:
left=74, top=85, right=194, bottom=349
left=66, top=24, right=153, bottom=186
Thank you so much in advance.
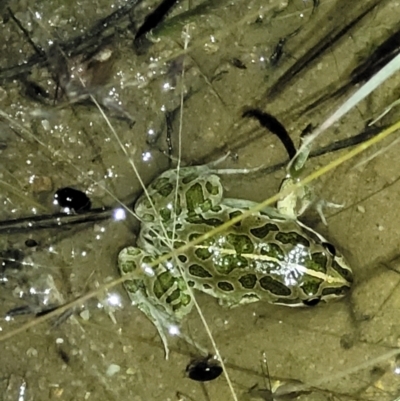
left=276, top=174, right=312, bottom=219
left=278, top=137, right=343, bottom=222
left=276, top=131, right=322, bottom=220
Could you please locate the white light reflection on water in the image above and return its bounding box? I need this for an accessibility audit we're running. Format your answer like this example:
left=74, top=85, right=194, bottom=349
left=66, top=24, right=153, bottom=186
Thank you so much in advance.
left=142, top=151, right=152, bottom=162
left=112, top=208, right=126, bottom=221
left=107, top=293, right=122, bottom=308
left=168, top=324, right=180, bottom=336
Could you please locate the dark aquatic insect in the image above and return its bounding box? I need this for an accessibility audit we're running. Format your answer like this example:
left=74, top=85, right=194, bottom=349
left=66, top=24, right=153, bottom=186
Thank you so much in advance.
left=270, top=29, right=301, bottom=67
left=54, top=187, right=91, bottom=213
left=186, top=355, right=223, bottom=382
left=24, top=239, right=38, bottom=247
left=267, top=3, right=378, bottom=98
left=270, top=38, right=286, bottom=66
left=230, top=58, right=247, bottom=69
left=57, top=347, right=70, bottom=364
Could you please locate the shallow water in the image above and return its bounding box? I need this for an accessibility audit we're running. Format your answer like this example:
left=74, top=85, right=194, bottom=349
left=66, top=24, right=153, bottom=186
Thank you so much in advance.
left=1, top=0, right=400, bottom=400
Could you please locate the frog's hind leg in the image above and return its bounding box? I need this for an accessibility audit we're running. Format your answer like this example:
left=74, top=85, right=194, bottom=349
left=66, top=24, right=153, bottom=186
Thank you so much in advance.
left=118, top=247, right=209, bottom=359
left=132, top=290, right=209, bottom=359
left=133, top=290, right=176, bottom=359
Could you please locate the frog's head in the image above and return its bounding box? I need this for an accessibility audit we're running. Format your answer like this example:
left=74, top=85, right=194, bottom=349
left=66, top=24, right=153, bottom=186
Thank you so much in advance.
left=289, top=223, right=353, bottom=307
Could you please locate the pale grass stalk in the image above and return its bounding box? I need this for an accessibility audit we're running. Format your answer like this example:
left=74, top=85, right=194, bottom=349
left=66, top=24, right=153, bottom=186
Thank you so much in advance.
left=290, top=52, right=400, bottom=173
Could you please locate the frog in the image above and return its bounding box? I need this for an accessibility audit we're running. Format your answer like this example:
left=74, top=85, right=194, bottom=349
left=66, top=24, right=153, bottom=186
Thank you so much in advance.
left=118, top=157, right=352, bottom=357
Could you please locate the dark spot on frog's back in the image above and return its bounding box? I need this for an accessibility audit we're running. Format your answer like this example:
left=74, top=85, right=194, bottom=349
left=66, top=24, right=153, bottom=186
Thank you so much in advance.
left=186, top=214, right=223, bottom=227
left=250, top=223, right=279, bottom=239
left=260, top=243, right=284, bottom=260
left=215, top=255, right=248, bottom=274
left=188, top=264, right=212, bottom=278
left=189, top=233, right=202, bottom=241
left=182, top=172, right=198, bottom=184
left=211, top=205, right=222, bottom=213
left=321, top=285, right=350, bottom=297
left=217, top=281, right=234, bottom=292
left=178, top=255, right=187, bottom=263
left=194, top=246, right=212, bottom=260
left=275, top=231, right=310, bottom=247
left=238, top=274, right=257, bottom=289
left=166, top=288, right=180, bottom=303
left=304, top=252, right=327, bottom=273
left=159, top=208, right=171, bottom=221
left=226, top=234, right=254, bottom=254
left=259, top=276, right=291, bottom=296
left=185, top=183, right=205, bottom=211
left=229, top=210, right=243, bottom=226
left=300, top=278, right=323, bottom=297
left=155, top=180, right=174, bottom=197
left=153, top=271, right=175, bottom=298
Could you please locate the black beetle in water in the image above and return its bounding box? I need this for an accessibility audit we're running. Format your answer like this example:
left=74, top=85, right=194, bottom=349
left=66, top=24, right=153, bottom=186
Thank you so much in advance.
left=186, top=355, right=223, bottom=382
left=54, top=187, right=91, bottom=213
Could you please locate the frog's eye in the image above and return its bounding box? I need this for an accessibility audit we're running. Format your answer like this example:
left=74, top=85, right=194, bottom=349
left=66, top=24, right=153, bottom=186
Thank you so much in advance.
left=302, top=297, right=321, bottom=307
left=322, top=242, right=336, bottom=256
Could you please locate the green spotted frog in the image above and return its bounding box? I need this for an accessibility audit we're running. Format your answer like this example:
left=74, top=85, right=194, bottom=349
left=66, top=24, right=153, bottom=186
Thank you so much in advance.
left=118, top=158, right=352, bottom=355
left=118, top=160, right=353, bottom=357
